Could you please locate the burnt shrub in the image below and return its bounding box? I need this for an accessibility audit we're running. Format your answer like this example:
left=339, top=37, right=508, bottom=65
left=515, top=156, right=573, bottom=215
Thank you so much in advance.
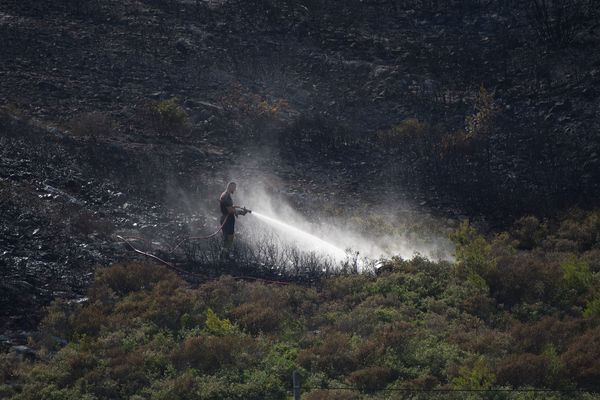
left=279, top=113, right=353, bottom=153
left=62, top=0, right=103, bottom=18
left=70, top=304, right=109, bottom=337
left=556, top=210, right=600, bottom=252
left=527, top=0, right=598, bottom=46
left=486, top=253, right=562, bottom=308
left=496, top=353, right=553, bottom=387
left=172, top=334, right=257, bottom=373
left=510, top=316, right=584, bottom=353
left=377, top=321, right=415, bottom=352
left=200, top=280, right=294, bottom=334
left=321, top=275, right=371, bottom=306
left=68, top=111, right=115, bottom=138
left=511, top=215, right=548, bottom=250
left=114, top=279, right=203, bottom=332
left=376, top=118, right=430, bottom=150
left=582, top=249, right=600, bottom=273
left=353, top=338, right=386, bottom=368
left=230, top=301, right=284, bottom=334
left=561, top=329, right=600, bottom=391
left=92, top=263, right=181, bottom=298
left=70, top=209, right=115, bottom=236
left=298, top=331, right=357, bottom=378
left=0, top=352, right=20, bottom=386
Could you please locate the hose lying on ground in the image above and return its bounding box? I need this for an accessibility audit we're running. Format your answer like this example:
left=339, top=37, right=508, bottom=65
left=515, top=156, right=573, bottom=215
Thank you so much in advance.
left=116, top=213, right=290, bottom=285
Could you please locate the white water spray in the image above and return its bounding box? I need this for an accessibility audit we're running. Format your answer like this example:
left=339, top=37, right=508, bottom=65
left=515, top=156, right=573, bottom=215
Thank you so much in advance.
left=251, top=211, right=348, bottom=260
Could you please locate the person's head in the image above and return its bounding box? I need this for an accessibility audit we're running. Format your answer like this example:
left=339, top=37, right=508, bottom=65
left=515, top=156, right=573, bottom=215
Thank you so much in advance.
left=226, top=181, right=236, bottom=194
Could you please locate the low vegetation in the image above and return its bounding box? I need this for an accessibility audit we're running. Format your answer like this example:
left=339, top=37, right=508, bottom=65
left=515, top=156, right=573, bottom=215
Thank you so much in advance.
left=2, top=209, right=600, bottom=399
left=145, top=98, right=190, bottom=137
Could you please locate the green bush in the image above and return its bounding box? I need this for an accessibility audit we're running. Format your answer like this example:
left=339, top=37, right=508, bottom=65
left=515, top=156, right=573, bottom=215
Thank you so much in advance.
left=452, top=358, right=495, bottom=390
left=449, top=220, right=495, bottom=287
left=584, top=295, right=600, bottom=318
left=561, top=256, right=594, bottom=295
left=8, top=208, right=600, bottom=400
left=204, top=308, right=236, bottom=335
left=147, top=97, right=190, bottom=136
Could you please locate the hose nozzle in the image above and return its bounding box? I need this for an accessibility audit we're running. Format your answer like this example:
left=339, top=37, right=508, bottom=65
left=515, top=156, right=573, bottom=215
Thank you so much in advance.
left=237, top=206, right=252, bottom=216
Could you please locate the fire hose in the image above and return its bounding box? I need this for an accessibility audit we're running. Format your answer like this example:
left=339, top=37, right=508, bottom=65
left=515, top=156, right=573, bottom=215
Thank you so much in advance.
left=170, top=206, right=251, bottom=253
left=116, top=208, right=290, bottom=285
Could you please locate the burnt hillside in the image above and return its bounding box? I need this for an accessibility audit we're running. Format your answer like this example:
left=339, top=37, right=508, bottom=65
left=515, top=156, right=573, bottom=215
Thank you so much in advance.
left=1, top=0, right=599, bottom=215
left=1, top=0, right=600, bottom=348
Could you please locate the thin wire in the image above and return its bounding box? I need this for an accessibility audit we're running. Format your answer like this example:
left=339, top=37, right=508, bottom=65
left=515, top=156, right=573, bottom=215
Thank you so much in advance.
left=303, top=387, right=588, bottom=393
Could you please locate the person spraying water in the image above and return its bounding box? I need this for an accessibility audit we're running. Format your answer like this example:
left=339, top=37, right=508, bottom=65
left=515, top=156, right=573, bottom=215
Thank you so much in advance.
left=218, top=182, right=345, bottom=262
left=219, top=181, right=251, bottom=260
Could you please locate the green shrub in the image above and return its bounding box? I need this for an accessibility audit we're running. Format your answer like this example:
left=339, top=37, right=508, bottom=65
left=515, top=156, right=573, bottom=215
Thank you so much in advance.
left=204, top=308, right=236, bottom=336
left=452, top=358, right=495, bottom=390
left=9, top=209, right=600, bottom=400
left=561, top=256, right=594, bottom=295
left=260, top=342, right=300, bottom=383
left=584, top=295, right=600, bottom=318
left=449, top=220, right=495, bottom=286
left=147, top=97, right=190, bottom=136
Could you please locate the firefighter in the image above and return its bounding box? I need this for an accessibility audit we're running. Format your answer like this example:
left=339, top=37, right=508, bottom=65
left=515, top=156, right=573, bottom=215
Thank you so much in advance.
left=219, top=182, right=249, bottom=259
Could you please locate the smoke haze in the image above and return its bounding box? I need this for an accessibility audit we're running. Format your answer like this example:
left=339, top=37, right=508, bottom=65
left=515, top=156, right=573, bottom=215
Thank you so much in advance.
left=230, top=181, right=454, bottom=265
